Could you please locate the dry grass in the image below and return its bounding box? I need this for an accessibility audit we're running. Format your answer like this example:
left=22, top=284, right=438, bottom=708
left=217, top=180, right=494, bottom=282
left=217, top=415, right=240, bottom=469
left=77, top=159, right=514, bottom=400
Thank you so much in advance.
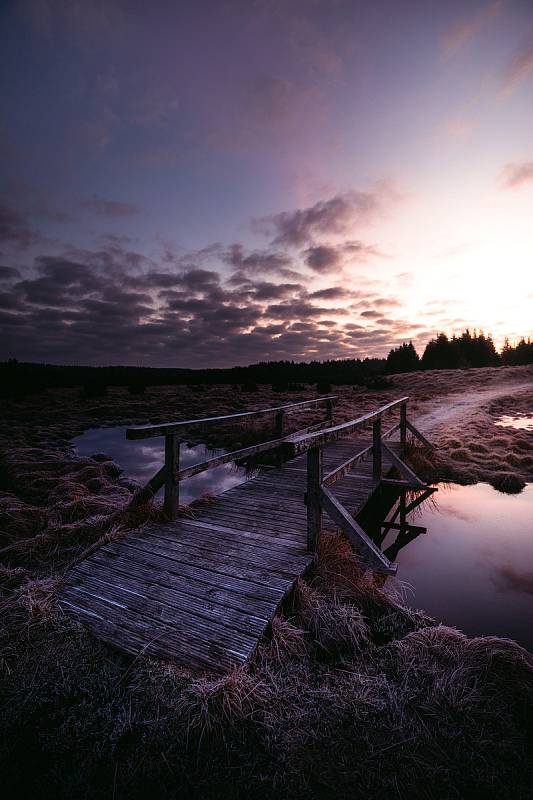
left=0, top=369, right=532, bottom=797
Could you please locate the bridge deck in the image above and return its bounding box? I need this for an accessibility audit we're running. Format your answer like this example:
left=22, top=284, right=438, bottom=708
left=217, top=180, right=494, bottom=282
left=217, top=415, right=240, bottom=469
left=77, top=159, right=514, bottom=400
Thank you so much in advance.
left=60, top=436, right=396, bottom=673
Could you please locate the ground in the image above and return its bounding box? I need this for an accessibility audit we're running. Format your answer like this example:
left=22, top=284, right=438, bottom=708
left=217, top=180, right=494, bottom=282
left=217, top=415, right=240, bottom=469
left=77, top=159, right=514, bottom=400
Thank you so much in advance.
left=0, top=364, right=532, bottom=799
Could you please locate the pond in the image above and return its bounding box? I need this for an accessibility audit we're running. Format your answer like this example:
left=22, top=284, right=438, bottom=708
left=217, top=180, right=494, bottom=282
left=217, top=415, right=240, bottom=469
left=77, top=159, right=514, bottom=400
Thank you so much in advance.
left=73, top=425, right=253, bottom=505
left=380, top=483, right=533, bottom=650
left=495, top=413, right=533, bottom=431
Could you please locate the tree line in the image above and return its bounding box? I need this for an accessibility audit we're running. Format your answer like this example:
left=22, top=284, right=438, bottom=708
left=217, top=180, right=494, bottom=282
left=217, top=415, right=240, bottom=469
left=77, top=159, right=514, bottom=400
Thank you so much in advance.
left=386, top=330, right=533, bottom=373
left=1, top=330, right=532, bottom=397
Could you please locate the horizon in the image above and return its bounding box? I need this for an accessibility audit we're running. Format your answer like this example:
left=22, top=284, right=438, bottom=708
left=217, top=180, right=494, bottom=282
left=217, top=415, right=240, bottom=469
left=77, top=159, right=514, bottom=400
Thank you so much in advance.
left=1, top=0, right=532, bottom=368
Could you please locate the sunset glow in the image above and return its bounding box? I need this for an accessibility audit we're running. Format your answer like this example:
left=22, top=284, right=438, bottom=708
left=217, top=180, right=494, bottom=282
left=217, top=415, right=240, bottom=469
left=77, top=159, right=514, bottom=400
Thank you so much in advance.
left=0, top=0, right=532, bottom=366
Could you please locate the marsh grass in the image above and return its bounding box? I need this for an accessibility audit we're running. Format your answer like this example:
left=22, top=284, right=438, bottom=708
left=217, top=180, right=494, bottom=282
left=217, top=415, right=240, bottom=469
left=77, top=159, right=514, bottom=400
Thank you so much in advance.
left=1, top=368, right=533, bottom=798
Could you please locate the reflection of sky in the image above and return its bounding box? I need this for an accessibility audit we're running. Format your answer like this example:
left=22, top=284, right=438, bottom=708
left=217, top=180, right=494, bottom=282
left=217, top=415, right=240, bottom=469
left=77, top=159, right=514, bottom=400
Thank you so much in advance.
left=73, top=426, right=250, bottom=505
left=495, top=414, right=533, bottom=431
left=387, top=483, right=533, bottom=649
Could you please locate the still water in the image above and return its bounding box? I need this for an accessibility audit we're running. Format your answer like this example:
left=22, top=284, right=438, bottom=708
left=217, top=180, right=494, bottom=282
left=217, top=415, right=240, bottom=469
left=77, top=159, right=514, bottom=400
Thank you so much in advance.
left=495, top=413, right=533, bottom=431
left=383, top=483, right=533, bottom=649
left=73, top=426, right=251, bottom=505
left=74, top=427, right=532, bottom=649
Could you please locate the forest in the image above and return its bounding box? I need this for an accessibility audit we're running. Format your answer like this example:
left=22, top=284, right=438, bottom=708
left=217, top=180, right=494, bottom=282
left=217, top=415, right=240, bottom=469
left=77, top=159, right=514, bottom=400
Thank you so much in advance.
left=1, top=331, right=532, bottom=397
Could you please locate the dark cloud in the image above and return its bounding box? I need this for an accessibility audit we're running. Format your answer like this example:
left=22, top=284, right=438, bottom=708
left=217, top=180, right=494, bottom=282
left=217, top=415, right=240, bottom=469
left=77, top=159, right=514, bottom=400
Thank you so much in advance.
left=222, top=243, right=294, bottom=275
left=493, top=564, right=533, bottom=597
left=303, top=245, right=342, bottom=273
left=302, top=240, right=382, bottom=273
left=502, top=161, right=533, bottom=189
left=0, top=266, right=21, bottom=282
left=309, top=286, right=351, bottom=300
left=0, top=202, right=38, bottom=246
left=81, top=195, right=141, bottom=217
left=255, top=190, right=385, bottom=248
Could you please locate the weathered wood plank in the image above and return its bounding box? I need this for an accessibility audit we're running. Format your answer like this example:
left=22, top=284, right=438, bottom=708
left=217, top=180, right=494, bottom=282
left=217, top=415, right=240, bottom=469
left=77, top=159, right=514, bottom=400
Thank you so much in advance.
left=283, top=397, right=408, bottom=456
left=61, top=400, right=434, bottom=673
left=126, top=396, right=337, bottom=439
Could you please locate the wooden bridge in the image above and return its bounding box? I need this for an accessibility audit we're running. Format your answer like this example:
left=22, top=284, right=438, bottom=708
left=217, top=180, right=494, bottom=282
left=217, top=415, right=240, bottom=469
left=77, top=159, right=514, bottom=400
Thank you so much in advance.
left=60, top=396, right=435, bottom=673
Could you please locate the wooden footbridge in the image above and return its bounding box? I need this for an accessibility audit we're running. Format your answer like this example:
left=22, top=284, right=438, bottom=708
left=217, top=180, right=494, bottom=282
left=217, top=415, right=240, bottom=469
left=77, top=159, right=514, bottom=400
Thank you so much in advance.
left=60, top=396, right=435, bottom=673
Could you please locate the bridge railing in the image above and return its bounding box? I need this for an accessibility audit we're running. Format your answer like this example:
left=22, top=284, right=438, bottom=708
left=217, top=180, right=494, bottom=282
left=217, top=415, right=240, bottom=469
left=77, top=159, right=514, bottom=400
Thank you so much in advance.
left=126, top=395, right=336, bottom=519
left=281, top=396, right=435, bottom=574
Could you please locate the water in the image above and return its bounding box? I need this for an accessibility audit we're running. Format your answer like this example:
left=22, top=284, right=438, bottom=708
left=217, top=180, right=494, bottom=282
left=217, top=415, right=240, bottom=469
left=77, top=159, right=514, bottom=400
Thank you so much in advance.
left=495, top=413, right=533, bottom=431
left=381, top=483, right=533, bottom=649
left=73, top=426, right=252, bottom=505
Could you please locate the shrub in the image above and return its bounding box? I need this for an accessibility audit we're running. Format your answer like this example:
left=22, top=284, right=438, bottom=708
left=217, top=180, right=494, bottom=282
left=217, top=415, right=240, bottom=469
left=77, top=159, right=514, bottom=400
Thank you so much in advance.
left=316, top=380, right=331, bottom=394
left=240, top=382, right=258, bottom=392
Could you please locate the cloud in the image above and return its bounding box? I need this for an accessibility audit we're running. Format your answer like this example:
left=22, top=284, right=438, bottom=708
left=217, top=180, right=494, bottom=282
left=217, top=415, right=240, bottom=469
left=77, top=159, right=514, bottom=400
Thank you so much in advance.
left=0, top=266, right=21, bottom=282
left=492, top=564, right=533, bottom=597
left=309, top=286, right=352, bottom=300
left=501, top=161, right=533, bottom=189
left=255, top=189, right=386, bottom=248
left=303, top=244, right=343, bottom=273
left=81, top=195, right=141, bottom=218
left=441, top=1, right=502, bottom=59
left=222, top=243, right=295, bottom=276
left=0, top=202, right=39, bottom=247
left=501, top=37, right=533, bottom=95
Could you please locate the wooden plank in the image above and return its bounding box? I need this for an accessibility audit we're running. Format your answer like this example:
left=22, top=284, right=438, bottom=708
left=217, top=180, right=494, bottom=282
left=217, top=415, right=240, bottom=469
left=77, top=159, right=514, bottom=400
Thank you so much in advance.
left=164, top=434, right=179, bottom=519
left=318, top=486, right=397, bottom=575
left=406, top=420, right=436, bottom=450
left=126, top=396, right=337, bottom=440
left=91, top=545, right=292, bottom=601
left=73, top=557, right=277, bottom=618
left=117, top=536, right=301, bottom=589
left=148, top=518, right=306, bottom=554
left=306, top=446, right=322, bottom=552
left=61, top=588, right=252, bottom=670
left=65, top=567, right=269, bottom=634
left=283, top=397, right=409, bottom=456
left=128, top=530, right=309, bottom=575
left=62, top=578, right=263, bottom=650
left=381, top=442, right=426, bottom=487
left=60, top=400, right=438, bottom=674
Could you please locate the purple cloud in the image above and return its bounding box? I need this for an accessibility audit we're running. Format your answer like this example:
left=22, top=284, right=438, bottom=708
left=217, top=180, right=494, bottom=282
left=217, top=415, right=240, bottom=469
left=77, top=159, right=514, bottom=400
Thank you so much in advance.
left=502, top=161, right=533, bottom=189
left=255, top=190, right=384, bottom=248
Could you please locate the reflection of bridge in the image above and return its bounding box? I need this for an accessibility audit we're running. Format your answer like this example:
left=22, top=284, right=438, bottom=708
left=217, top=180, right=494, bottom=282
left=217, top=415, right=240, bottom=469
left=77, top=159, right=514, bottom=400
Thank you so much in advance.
left=60, top=396, right=436, bottom=673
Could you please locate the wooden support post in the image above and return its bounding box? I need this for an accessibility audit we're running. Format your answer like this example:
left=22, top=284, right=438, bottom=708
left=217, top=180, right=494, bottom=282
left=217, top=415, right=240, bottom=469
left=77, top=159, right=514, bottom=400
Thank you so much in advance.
left=164, top=434, right=180, bottom=520
left=306, top=445, right=323, bottom=552
left=400, top=402, right=407, bottom=456
left=274, top=410, right=285, bottom=436
left=325, top=398, right=333, bottom=424
left=372, top=418, right=382, bottom=481
left=399, top=491, right=406, bottom=533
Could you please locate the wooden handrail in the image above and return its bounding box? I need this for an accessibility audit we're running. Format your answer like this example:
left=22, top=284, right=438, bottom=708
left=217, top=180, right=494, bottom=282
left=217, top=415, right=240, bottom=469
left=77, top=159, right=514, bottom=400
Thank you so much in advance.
left=128, top=396, right=336, bottom=519
left=283, top=396, right=408, bottom=457
left=126, top=395, right=337, bottom=440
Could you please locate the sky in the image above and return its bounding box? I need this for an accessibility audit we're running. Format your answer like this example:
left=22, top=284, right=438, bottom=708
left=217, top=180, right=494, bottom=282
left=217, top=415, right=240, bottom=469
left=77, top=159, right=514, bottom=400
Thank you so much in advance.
left=0, top=0, right=532, bottom=368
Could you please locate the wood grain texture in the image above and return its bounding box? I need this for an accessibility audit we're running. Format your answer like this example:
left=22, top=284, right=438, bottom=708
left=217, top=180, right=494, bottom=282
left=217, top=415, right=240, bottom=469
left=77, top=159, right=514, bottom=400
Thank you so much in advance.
left=60, top=428, right=415, bottom=673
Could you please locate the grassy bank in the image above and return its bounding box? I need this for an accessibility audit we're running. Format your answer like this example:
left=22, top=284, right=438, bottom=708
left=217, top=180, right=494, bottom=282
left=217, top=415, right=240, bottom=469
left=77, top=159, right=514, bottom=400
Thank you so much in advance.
left=1, top=365, right=533, bottom=798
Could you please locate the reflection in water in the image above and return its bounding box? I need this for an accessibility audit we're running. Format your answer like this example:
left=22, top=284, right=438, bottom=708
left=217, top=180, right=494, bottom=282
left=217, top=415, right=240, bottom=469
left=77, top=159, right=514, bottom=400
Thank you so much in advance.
left=375, top=483, right=533, bottom=650
left=73, top=426, right=253, bottom=505
left=495, top=413, right=533, bottom=431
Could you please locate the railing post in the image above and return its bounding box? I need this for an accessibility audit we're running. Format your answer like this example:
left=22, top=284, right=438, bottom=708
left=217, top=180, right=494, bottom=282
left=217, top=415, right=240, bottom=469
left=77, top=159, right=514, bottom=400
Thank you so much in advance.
left=325, top=398, right=333, bottom=424
left=400, top=402, right=407, bottom=456
left=275, top=410, right=285, bottom=436
left=306, top=445, right=323, bottom=552
left=372, top=418, right=382, bottom=481
left=399, top=490, right=406, bottom=533
left=164, top=434, right=180, bottom=520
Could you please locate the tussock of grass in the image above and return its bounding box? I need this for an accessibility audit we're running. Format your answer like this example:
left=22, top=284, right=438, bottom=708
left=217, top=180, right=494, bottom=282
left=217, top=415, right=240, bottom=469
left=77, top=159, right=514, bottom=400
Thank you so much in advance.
left=176, top=669, right=270, bottom=739
left=1, top=370, right=532, bottom=798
